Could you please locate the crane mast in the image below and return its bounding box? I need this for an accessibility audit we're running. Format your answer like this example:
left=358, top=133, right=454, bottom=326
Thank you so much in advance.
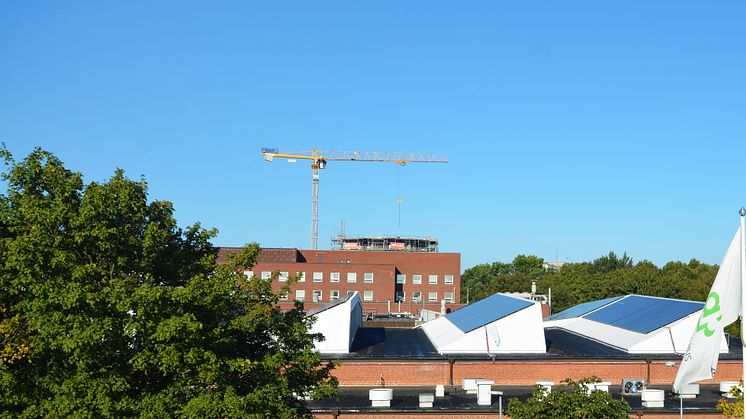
left=261, top=148, right=447, bottom=250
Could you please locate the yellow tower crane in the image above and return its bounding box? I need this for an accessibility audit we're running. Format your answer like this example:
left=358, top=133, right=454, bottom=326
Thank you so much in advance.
left=261, top=148, right=448, bottom=250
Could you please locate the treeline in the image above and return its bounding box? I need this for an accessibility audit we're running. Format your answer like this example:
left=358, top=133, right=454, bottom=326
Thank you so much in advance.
left=461, top=252, right=719, bottom=314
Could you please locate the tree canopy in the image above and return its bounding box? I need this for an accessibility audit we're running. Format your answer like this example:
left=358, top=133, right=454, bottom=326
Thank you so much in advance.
left=0, top=146, right=336, bottom=418
left=462, top=252, right=720, bottom=313
left=507, top=377, right=630, bottom=418
left=461, top=250, right=737, bottom=336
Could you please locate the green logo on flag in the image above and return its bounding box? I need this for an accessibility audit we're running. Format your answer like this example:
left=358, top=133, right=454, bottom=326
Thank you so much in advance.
left=696, top=291, right=723, bottom=337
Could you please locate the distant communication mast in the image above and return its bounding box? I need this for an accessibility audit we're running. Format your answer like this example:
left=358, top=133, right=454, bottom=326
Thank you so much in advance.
left=331, top=235, right=439, bottom=252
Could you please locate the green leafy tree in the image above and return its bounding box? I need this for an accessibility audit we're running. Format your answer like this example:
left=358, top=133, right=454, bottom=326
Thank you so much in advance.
left=0, top=147, right=336, bottom=418
left=507, top=377, right=630, bottom=418
left=590, top=251, right=633, bottom=274
left=460, top=256, right=547, bottom=303
left=717, top=382, right=743, bottom=418
left=512, top=254, right=545, bottom=276
left=460, top=261, right=513, bottom=302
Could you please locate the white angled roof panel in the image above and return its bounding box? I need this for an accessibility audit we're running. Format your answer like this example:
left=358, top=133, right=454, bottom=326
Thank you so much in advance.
left=310, top=292, right=363, bottom=353
left=544, top=294, right=727, bottom=354
left=421, top=293, right=546, bottom=354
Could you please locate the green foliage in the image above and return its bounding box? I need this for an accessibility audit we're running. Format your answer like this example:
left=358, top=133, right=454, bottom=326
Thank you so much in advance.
left=0, top=146, right=336, bottom=418
left=462, top=248, right=720, bottom=314
left=512, top=255, right=545, bottom=276
left=461, top=255, right=545, bottom=303
left=507, top=377, right=630, bottom=418
left=590, top=251, right=633, bottom=274
left=717, top=381, right=744, bottom=418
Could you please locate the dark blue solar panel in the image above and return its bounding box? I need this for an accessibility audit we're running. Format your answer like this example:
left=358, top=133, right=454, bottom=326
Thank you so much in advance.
left=584, top=295, right=703, bottom=334
left=446, top=293, right=533, bottom=333
left=545, top=296, right=622, bottom=321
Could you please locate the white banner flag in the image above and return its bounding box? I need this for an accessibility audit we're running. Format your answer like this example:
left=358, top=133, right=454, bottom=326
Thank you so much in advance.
left=673, top=225, right=742, bottom=393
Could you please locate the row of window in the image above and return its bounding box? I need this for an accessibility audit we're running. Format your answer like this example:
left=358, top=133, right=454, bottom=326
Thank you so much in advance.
left=284, top=290, right=455, bottom=303
left=397, top=274, right=454, bottom=285
left=248, top=271, right=455, bottom=285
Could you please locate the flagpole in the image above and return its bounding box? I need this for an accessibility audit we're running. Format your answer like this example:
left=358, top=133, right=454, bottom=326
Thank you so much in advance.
left=738, top=207, right=746, bottom=412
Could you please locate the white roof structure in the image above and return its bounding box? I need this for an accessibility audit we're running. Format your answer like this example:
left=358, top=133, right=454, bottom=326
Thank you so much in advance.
left=308, top=292, right=363, bottom=353
left=544, top=295, right=728, bottom=354
left=420, top=293, right=547, bottom=354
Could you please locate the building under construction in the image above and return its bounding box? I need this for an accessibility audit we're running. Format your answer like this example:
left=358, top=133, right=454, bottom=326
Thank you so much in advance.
left=331, top=235, right=439, bottom=252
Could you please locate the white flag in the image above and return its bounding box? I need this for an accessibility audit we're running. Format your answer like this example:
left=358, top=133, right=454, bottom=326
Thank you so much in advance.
left=673, top=225, right=742, bottom=392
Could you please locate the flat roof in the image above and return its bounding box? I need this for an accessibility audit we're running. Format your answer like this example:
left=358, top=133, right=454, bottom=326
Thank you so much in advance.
left=307, top=384, right=724, bottom=415
left=322, top=327, right=743, bottom=360
left=347, top=328, right=439, bottom=358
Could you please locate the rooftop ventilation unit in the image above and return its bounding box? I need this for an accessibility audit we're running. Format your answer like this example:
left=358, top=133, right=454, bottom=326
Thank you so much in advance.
left=621, top=379, right=645, bottom=396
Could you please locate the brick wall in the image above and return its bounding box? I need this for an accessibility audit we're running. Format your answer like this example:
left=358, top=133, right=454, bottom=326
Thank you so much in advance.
left=453, top=360, right=648, bottom=385
left=330, top=361, right=450, bottom=386
left=330, top=359, right=743, bottom=387
left=218, top=247, right=301, bottom=264
left=648, top=359, right=742, bottom=385
left=299, top=251, right=461, bottom=305
left=222, top=248, right=462, bottom=313
left=251, top=261, right=396, bottom=306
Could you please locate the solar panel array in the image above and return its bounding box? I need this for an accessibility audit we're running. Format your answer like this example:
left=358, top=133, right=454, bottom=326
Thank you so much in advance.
left=545, top=296, right=622, bottom=321
left=447, top=293, right=533, bottom=333
left=583, top=295, right=703, bottom=334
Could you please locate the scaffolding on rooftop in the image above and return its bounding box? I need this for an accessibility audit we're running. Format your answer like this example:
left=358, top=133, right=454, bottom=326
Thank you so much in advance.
left=331, top=235, right=438, bottom=252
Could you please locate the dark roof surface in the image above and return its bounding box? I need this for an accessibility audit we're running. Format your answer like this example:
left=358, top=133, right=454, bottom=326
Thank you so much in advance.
left=322, top=326, right=743, bottom=361
left=347, top=328, right=439, bottom=358
left=307, top=384, right=724, bottom=414
left=544, top=328, right=628, bottom=357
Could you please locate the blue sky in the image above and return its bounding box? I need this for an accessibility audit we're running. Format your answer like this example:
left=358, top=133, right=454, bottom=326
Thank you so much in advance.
left=2, top=1, right=745, bottom=270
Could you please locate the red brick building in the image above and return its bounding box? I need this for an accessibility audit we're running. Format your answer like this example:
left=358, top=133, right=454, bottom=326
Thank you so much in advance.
left=218, top=247, right=462, bottom=314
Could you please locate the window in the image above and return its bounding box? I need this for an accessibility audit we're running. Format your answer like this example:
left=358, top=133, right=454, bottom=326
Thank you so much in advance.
left=428, top=274, right=438, bottom=285
left=279, top=271, right=289, bottom=282
left=412, top=291, right=422, bottom=302
left=261, top=271, right=272, bottom=280
left=330, top=272, right=340, bottom=283
left=396, top=274, right=406, bottom=284
left=364, top=272, right=374, bottom=283
left=363, top=291, right=373, bottom=301
left=412, top=274, right=422, bottom=284
left=444, top=292, right=454, bottom=303
left=279, top=291, right=289, bottom=301
left=296, top=272, right=305, bottom=282
left=244, top=270, right=254, bottom=279
left=395, top=291, right=405, bottom=302
left=295, top=290, right=306, bottom=301
left=347, top=291, right=355, bottom=297
left=312, top=290, right=322, bottom=302
left=347, top=272, right=357, bottom=283
left=330, top=290, right=340, bottom=300
left=445, top=275, right=454, bottom=285
left=313, top=272, right=323, bottom=282
left=428, top=292, right=437, bottom=302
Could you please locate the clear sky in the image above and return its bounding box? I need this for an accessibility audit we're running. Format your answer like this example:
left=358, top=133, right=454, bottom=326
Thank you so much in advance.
left=2, top=1, right=745, bottom=270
